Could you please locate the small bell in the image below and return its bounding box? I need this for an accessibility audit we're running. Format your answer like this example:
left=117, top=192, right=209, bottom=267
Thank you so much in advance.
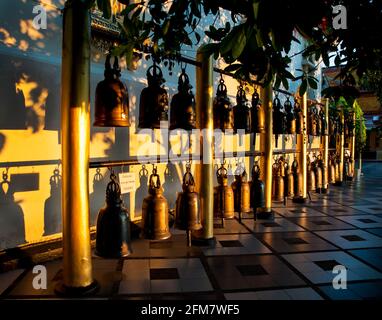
left=284, top=160, right=294, bottom=198
left=314, top=156, right=323, bottom=192
left=214, top=164, right=235, bottom=219
left=231, top=163, right=251, bottom=219
left=308, top=107, right=318, bottom=136
left=251, top=89, right=265, bottom=133
left=141, top=167, right=171, bottom=240
left=250, top=162, right=265, bottom=212
left=292, top=157, right=304, bottom=198
left=272, top=159, right=284, bottom=202
left=175, top=165, right=202, bottom=246
left=213, top=75, right=234, bottom=130
left=96, top=171, right=132, bottom=258
left=138, top=64, right=169, bottom=129
left=94, top=55, right=130, bottom=127
left=285, top=98, right=296, bottom=135
left=233, top=85, right=251, bottom=133
left=329, top=154, right=336, bottom=184
left=307, top=159, right=316, bottom=192
left=170, top=69, right=196, bottom=130
left=315, top=108, right=322, bottom=137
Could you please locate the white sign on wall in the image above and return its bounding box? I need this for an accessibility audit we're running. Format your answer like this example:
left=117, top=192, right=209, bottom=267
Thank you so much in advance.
left=118, top=172, right=136, bottom=194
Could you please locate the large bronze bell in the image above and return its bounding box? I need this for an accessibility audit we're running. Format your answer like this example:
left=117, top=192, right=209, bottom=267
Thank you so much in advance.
left=231, top=163, right=251, bottom=215
left=307, top=159, right=316, bottom=192
left=96, top=171, right=132, bottom=258
left=170, top=69, right=196, bottom=130
left=251, top=89, right=265, bottom=133
left=141, top=167, right=171, bottom=240
left=285, top=98, right=296, bottom=134
left=272, top=159, right=284, bottom=202
left=175, top=165, right=202, bottom=246
left=292, top=157, right=303, bottom=198
left=251, top=162, right=265, bottom=211
left=138, top=64, right=169, bottom=129
left=215, top=164, right=235, bottom=219
left=94, top=55, right=130, bottom=127
left=233, top=85, right=251, bottom=133
left=213, top=76, right=234, bottom=130
left=294, top=101, right=304, bottom=135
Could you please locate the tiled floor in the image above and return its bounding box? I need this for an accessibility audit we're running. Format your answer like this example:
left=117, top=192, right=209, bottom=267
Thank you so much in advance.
left=1, top=162, right=382, bottom=300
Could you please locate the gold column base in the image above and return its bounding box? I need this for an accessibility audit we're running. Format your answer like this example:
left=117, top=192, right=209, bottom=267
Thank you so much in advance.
left=255, top=207, right=275, bottom=220
left=55, top=280, right=99, bottom=297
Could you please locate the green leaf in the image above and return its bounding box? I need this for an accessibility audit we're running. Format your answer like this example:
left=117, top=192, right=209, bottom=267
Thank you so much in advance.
left=299, top=79, right=308, bottom=97
left=232, top=27, right=247, bottom=59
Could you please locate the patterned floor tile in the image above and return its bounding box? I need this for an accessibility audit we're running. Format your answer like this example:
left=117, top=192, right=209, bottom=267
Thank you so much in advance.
left=314, top=229, right=382, bottom=249
left=213, top=218, right=251, bottom=234
left=283, top=251, right=382, bottom=284
left=350, top=205, right=382, bottom=215
left=288, top=216, right=356, bottom=231
left=206, top=255, right=305, bottom=290
left=335, top=215, right=382, bottom=228
left=319, top=281, right=382, bottom=300
left=258, top=231, right=337, bottom=253
left=242, top=217, right=305, bottom=233
left=202, top=234, right=271, bottom=256
left=349, top=248, right=382, bottom=271
left=273, top=207, right=327, bottom=218
left=316, top=206, right=368, bottom=216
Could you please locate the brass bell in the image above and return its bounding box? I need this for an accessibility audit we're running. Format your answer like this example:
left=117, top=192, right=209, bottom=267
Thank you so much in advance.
left=307, top=159, right=316, bottom=192
left=141, top=167, right=171, bottom=240
left=284, top=160, right=294, bottom=198
left=175, top=166, right=202, bottom=230
left=251, top=89, right=265, bottom=133
left=292, top=157, right=303, bottom=198
left=94, top=55, right=130, bottom=127
left=170, top=69, right=196, bottom=130
left=96, top=171, right=132, bottom=258
left=294, top=101, right=304, bottom=135
left=233, top=85, right=251, bottom=133
left=285, top=98, right=296, bottom=134
left=138, top=64, right=169, bottom=129
left=215, top=164, right=235, bottom=219
left=250, top=162, right=265, bottom=211
left=273, top=96, right=286, bottom=147
left=231, top=163, right=251, bottom=215
left=213, top=75, right=234, bottom=130
left=272, top=159, right=284, bottom=202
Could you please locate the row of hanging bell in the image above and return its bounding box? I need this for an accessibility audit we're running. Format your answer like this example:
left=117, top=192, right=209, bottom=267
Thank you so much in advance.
left=307, top=107, right=328, bottom=136
left=139, top=64, right=169, bottom=129
left=250, top=162, right=265, bottom=211
left=175, top=165, right=202, bottom=246
left=141, top=167, right=171, bottom=240
left=94, top=55, right=130, bottom=127
left=170, top=69, right=196, bottom=130
left=95, top=171, right=132, bottom=258
left=231, top=163, right=251, bottom=217
left=214, top=164, right=235, bottom=219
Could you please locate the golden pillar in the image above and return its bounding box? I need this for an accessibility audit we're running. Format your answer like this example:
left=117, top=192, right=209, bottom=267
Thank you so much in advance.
left=350, top=111, right=356, bottom=178
left=294, top=92, right=308, bottom=202
left=322, top=98, right=329, bottom=192
left=257, top=85, right=273, bottom=218
left=55, top=0, right=97, bottom=295
left=335, top=109, right=345, bottom=185
left=193, top=47, right=214, bottom=244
